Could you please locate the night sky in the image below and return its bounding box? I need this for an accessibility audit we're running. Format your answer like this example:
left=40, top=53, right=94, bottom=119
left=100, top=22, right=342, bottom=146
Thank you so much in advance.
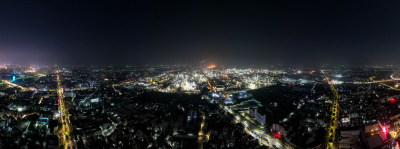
left=1, top=1, right=400, bottom=66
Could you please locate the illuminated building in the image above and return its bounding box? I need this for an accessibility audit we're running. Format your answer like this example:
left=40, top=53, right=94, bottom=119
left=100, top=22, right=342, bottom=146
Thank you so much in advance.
left=249, top=108, right=266, bottom=125
left=272, top=123, right=287, bottom=139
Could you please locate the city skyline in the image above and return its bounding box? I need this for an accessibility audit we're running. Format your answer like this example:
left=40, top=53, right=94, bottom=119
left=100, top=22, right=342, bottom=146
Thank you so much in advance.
left=2, top=1, right=400, bottom=149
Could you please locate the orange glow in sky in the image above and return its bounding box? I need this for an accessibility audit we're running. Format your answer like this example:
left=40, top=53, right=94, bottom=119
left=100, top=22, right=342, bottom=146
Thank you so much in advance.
left=207, top=64, right=216, bottom=69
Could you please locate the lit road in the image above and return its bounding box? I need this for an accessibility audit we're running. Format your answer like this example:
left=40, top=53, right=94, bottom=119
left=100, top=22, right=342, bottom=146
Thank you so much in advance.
left=370, top=76, right=400, bottom=91
left=112, top=80, right=135, bottom=87
left=56, top=72, right=76, bottom=149
left=2, top=79, right=93, bottom=92
left=2, top=80, right=36, bottom=91
left=204, top=70, right=293, bottom=148
left=206, top=78, right=215, bottom=91
left=321, top=70, right=339, bottom=149
left=111, top=80, right=135, bottom=95
left=47, top=86, right=95, bottom=92
left=219, top=104, right=294, bottom=149
left=197, top=115, right=209, bottom=149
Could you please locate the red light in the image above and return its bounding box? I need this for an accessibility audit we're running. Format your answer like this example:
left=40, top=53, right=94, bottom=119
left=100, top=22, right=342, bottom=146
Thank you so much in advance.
left=58, top=98, right=60, bottom=101
left=273, top=132, right=281, bottom=139
left=391, top=98, right=396, bottom=103
left=288, top=82, right=291, bottom=86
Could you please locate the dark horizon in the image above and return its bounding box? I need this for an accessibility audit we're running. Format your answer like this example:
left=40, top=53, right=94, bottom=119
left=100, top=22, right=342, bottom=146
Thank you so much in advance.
left=1, top=1, right=400, bottom=65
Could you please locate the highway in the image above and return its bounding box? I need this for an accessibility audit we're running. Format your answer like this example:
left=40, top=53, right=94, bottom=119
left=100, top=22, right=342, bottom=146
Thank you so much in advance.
left=56, top=72, right=76, bottom=149
left=321, top=70, right=339, bottom=149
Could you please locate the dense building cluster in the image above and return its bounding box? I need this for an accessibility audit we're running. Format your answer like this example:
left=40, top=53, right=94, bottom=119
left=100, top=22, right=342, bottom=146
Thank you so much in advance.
left=1, top=64, right=400, bottom=148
